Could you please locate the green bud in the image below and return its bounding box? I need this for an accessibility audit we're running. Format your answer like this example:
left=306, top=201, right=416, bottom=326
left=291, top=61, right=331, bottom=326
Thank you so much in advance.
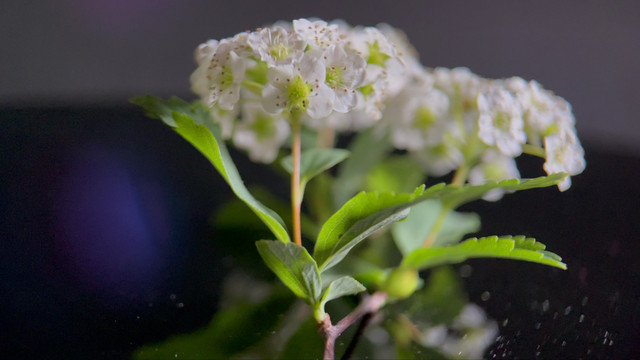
left=382, top=268, right=419, bottom=299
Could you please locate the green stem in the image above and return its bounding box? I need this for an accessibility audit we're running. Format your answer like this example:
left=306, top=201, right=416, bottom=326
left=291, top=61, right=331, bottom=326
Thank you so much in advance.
left=451, top=165, right=469, bottom=186
left=422, top=205, right=449, bottom=248
left=522, top=143, right=546, bottom=158
left=241, top=79, right=264, bottom=96
left=290, top=114, right=303, bottom=246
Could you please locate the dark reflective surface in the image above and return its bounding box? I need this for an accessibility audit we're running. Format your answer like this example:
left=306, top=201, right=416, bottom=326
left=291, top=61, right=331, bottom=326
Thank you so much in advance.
left=1, top=106, right=638, bottom=359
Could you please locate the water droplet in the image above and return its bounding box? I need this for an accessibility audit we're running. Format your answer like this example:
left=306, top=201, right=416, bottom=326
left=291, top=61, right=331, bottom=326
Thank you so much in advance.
left=481, top=291, right=491, bottom=301
left=609, top=339, right=614, bottom=346
left=177, top=302, right=184, bottom=308
left=271, top=331, right=276, bottom=335
left=536, top=351, right=541, bottom=357
left=502, top=318, right=509, bottom=327
left=579, top=314, right=585, bottom=323
left=174, top=354, right=178, bottom=358
left=553, top=312, right=559, bottom=320
left=541, top=300, right=549, bottom=312
left=535, top=322, right=541, bottom=329
left=459, top=264, right=473, bottom=278
left=561, top=341, right=566, bottom=347
left=581, top=296, right=589, bottom=306
left=564, top=306, right=572, bottom=315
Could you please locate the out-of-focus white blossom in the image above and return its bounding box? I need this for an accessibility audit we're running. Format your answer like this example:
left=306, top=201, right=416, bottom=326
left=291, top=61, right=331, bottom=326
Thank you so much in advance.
left=385, top=78, right=450, bottom=151
left=469, top=150, right=521, bottom=201
left=477, top=84, right=526, bottom=157
left=232, top=102, right=290, bottom=163
left=543, top=127, right=586, bottom=191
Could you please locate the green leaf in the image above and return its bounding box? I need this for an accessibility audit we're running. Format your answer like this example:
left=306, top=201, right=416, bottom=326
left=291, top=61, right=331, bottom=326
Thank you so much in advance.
left=281, top=148, right=350, bottom=195
left=392, top=200, right=481, bottom=255
left=332, top=128, right=392, bottom=208
left=402, top=235, right=567, bottom=270
left=365, top=155, right=425, bottom=193
left=314, top=174, right=566, bottom=272
left=131, top=95, right=290, bottom=243
left=316, top=276, right=365, bottom=318
left=256, top=240, right=322, bottom=303
left=313, top=187, right=425, bottom=272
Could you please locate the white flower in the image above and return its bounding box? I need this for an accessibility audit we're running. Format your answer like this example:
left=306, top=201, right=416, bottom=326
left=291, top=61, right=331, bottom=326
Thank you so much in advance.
left=233, top=102, right=290, bottom=163
left=195, top=35, right=249, bottom=111
left=293, top=18, right=341, bottom=49
left=433, top=67, right=484, bottom=112
left=506, top=77, right=574, bottom=145
left=322, top=45, right=366, bottom=112
left=469, top=150, right=521, bottom=201
left=348, top=26, right=397, bottom=67
left=261, top=50, right=334, bottom=119
left=477, top=84, right=526, bottom=157
left=543, top=126, right=585, bottom=191
left=386, top=81, right=450, bottom=151
left=208, top=104, right=239, bottom=140
left=247, top=26, right=305, bottom=66
left=190, top=40, right=219, bottom=105
left=411, top=138, right=465, bottom=177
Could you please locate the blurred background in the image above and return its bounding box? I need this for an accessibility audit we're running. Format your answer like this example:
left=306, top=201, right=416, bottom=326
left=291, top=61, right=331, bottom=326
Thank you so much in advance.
left=1, top=0, right=639, bottom=358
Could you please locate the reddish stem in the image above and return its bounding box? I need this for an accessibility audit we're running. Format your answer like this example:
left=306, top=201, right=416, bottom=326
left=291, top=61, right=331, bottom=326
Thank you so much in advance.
left=291, top=119, right=302, bottom=246
left=321, top=292, right=387, bottom=360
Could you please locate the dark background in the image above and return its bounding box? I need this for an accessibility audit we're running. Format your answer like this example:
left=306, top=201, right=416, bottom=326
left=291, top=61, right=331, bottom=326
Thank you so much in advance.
left=1, top=1, right=639, bottom=359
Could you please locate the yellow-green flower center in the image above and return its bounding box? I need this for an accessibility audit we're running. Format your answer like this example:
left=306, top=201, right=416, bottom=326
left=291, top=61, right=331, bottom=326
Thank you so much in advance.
left=250, top=114, right=276, bottom=140
left=359, top=84, right=374, bottom=98
left=287, top=75, right=312, bottom=111
left=367, top=41, right=390, bottom=67
left=494, top=113, right=510, bottom=131
left=413, top=107, right=437, bottom=129
left=269, top=43, right=289, bottom=61
left=326, top=66, right=344, bottom=88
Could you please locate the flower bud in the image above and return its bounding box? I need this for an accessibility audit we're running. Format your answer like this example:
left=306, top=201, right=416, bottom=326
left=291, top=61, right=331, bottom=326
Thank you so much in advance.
left=382, top=268, right=419, bottom=299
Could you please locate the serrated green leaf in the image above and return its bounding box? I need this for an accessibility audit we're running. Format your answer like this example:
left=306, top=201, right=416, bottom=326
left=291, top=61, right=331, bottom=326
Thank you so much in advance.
left=365, top=155, right=425, bottom=193
left=316, top=276, right=365, bottom=318
left=256, top=240, right=322, bottom=303
left=314, top=175, right=565, bottom=272
left=402, top=236, right=567, bottom=270
left=281, top=148, right=350, bottom=196
left=131, top=96, right=290, bottom=243
left=332, top=128, right=392, bottom=208
left=392, top=200, right=481, bottom=255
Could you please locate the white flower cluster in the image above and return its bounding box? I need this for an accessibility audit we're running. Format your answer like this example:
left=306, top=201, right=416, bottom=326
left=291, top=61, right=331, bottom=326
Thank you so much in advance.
left=191, top=18, right=409, bottom=163
left=190, top=18, right=585, bottom=192
left=383, top=66, right=585, bottom=194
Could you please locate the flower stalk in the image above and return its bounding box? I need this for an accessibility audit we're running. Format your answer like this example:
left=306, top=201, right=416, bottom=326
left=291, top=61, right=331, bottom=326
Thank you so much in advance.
left=320, top=292, right=387, bottom=360
left=290, top=114, right=303, bottom=246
